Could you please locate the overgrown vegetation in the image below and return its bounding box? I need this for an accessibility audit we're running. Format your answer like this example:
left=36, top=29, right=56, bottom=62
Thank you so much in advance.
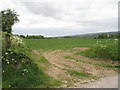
left=2, top=32, right=51, bottom=88
left=97, top=33, right=120, bottom=39
left=75, top=39, right=119, bottom=61
left=1, top=9, right=61, bottom=88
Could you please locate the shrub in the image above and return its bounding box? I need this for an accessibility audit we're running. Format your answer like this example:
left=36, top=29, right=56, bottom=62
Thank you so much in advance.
left=77, top=39, right=119, bottom=61
left=2, top=34, right=50, bottom=88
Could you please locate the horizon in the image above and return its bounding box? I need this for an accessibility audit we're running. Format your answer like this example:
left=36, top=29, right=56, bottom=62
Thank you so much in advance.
left=0, top=0, right=118, bottom=37
left=13, top=30, right=118, bottom=37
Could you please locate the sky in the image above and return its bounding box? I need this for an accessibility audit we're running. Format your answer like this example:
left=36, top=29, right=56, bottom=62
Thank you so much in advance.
left=0, top=0, right=118, bottom=37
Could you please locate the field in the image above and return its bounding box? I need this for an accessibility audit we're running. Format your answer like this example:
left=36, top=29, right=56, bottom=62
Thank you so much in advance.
left=23, top=38, right=119, bottom=88
left=24, top=38, right=117, bottom=51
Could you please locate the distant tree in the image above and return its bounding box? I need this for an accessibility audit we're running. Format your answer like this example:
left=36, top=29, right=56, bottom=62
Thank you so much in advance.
left=20, top=35, right=26, bottom=38
left=64, top=36, right=72, bottom=38
left=98, top=33, right=108, bottom=39
left=26, top=35, right=44, bottom=39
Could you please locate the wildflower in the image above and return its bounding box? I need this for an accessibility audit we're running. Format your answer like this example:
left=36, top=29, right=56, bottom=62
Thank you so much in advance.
left=23, top=69, right=27, bottom=71
left=9, top=85, right=11, bottom=87
left=12, top=58, right=14, bottom=61
left=7, top=62, right=10, bottom=64
left=10, top=35, right=25, bottom=48
left=22, top=73, right=24, bottom=75
left=3, top=70, right=4, bottom=73
left=5, top=52, right=8, bottom=55
left=6, top=59, right=9, bottom=62
left=114, top=39, right=118, bottom=41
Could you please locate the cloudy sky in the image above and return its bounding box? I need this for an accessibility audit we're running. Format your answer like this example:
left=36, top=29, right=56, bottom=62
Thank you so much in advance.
left=0, top=0, right=118, bottom=37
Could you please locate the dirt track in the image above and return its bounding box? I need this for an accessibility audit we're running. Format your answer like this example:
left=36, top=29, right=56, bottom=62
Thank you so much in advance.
left=32, top=49, right=118, bottom=88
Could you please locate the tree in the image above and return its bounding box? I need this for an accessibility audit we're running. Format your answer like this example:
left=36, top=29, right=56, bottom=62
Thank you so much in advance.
left=1, top=9, right=19, bottom=49
left=1, top=9, right=19, bottom=33
left=98, top=33, right=108, bottom=39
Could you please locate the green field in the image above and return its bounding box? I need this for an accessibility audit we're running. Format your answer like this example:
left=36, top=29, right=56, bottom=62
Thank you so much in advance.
left=24, top=38, right=117, bottom=51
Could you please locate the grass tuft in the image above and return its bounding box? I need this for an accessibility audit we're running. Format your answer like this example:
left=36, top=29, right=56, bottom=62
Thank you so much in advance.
left=67, top=69, right=90, bottom=77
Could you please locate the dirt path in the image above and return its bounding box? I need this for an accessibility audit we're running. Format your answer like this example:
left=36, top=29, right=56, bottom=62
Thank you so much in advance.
left=32, top=49, right=118, bottom=88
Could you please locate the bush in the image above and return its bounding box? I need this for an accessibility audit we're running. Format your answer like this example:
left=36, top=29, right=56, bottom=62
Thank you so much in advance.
left=2, top=34, right=50, bottom=88
left=77, top=39, right=119, bottom=61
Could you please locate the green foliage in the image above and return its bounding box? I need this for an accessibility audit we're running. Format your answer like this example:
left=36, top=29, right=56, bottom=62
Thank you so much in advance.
left=97, top=33, right=108, bottom=39
left=64, top=36, right=73, bottom=38
left=77, top=39, right=119, bottom=61
left=97, top=33, right=120, bottom=39
left=2, top=34, right=52, bottom=88
left=2, top=50, right=48, bottom=88
left=25, top=35, right=44, bottom=39
left=1, top=9, right=19, bottom=33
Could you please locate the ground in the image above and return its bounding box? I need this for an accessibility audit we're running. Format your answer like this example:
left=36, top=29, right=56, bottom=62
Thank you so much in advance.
left=32, top=48, right=118, bottom=88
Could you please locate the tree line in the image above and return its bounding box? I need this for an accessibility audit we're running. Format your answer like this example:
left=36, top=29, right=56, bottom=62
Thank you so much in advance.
left=15, top=35, right=45, bottom=39
left=96, top=33, right=120, bottom=39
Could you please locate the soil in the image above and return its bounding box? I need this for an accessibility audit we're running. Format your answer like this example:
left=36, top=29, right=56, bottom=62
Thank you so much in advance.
left=32, top=48, right=118, bottom=88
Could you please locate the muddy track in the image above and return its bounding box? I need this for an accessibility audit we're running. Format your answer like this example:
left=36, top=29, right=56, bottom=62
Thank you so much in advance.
left=32, top=49, right=118, bottom=88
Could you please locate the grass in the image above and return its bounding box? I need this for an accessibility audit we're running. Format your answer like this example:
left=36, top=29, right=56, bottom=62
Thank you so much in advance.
left=74, top=39, right=119, bottom=61
left=38, top=56, right=49, bottom=64
left=24, top=38, right=115, bottom=51
left=32, top=55, right=62, bottom=88
left=35, top=73, right=62, bottom=88
left=67, top=69, right=91, bottom=77
left=64, top=56, right=120, bottom=69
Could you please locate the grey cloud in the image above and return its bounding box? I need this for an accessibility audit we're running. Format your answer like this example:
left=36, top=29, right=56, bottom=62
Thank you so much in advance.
left=23, top=2, right=62, bottom=19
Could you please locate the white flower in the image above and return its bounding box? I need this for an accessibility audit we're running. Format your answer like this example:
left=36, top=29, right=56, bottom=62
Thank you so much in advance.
left=114, top=39, right=118, bottom=41
left=24, top=69, right=27, bottom=71
left=12, top=58, right=14, bottom=61
left=7, top=62, right=10, bottom=64
left=10, top=35, right=25, bottom=48
left=6, top=59, right=9, bottom=62
left=5, top=52, right=8, bottom=55
left=3, top=70, right=4, bottom=73
left=9, top=85, right=11, bottom=87
left=22, top=73, right=24, bottom=75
